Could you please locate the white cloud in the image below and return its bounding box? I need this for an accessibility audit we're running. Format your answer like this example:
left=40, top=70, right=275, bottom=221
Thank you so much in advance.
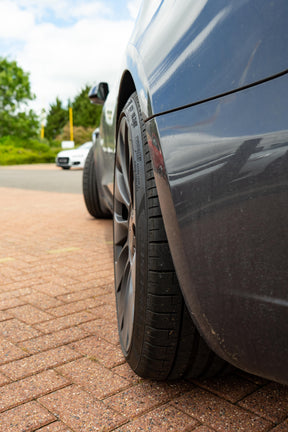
left=11, top=0, right=112, bottom=21
left=0, top=0, right=141, bottom=115
left=20, top=18, right=134, bottom=112
left=0, top=1, right=35, bottom=39
left=70, top=3, right=112, bottom=19
left=127, top=0, right=142, bottom=20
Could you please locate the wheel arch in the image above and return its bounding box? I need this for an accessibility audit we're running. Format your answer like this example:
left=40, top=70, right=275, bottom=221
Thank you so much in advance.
left=116, top=71, right=136, bottom=126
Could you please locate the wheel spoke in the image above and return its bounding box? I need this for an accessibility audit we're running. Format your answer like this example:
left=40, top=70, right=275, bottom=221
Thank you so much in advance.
left=115, top=243, right=129, bottom=291
left=116, top=120, right=131, bottom=205
left=116, top=260, right=130, bottom=329
left=114, top=212, right=128, bottom=246
left=118, top=266, right=135, bottom=352
left=114, top=167, right=130, bottom=209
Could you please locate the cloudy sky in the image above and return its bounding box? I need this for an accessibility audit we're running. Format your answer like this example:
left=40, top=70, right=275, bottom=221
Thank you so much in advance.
left=0, top=0, right=142, bottom=115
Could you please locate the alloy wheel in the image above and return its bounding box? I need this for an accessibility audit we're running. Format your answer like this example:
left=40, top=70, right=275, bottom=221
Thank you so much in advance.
left=113, top=115, right=136, bottom=354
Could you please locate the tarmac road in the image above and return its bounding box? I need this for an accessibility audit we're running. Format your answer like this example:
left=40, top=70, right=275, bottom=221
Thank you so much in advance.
left=0, top=164, right=83, bottom=194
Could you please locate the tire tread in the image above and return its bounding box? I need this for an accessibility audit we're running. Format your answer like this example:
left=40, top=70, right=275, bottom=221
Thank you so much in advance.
left=83, top=146, right=110, bottom=218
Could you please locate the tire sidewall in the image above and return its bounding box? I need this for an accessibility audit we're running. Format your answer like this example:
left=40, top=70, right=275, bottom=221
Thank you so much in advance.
left=115, top=94, right=148, bottom=370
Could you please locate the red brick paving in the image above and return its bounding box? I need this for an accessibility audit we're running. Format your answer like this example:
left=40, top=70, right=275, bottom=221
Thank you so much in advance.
left=0, top=174, right=288, bottom=432
left=0, top=401, right=56, bottom=432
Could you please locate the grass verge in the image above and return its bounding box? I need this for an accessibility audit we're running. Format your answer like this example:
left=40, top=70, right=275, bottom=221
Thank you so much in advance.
left=0, top=136, right=61, bottom=165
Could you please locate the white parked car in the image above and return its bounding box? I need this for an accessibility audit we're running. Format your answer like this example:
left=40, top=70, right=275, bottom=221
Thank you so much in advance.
left=56, top=141, right=93, bottom=169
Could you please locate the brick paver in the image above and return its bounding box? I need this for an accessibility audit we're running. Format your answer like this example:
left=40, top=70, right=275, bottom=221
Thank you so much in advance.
left=0, top=170, right=287, bottom=432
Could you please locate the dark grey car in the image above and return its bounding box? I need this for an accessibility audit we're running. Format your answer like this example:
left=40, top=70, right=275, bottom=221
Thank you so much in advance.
left=83, top=0, right=288, bottom=384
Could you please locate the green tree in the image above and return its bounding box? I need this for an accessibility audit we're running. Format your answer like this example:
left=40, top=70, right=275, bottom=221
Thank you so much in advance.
left=0, top=57, right=39, bottom=138
left=45, top=97, right=68, bottom=140
left=72, top=84, right=102, bottom=128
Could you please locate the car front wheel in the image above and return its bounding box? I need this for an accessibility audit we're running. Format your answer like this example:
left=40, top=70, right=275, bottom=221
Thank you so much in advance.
left=83, top=145, right=110, bottom=218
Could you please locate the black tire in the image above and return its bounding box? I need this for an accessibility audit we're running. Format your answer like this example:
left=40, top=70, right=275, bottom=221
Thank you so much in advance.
left=62, top=166, right=70, bottom=170
left=113, top=92, right=228, bottom=380
left=83, top=145, right=110, bottom=218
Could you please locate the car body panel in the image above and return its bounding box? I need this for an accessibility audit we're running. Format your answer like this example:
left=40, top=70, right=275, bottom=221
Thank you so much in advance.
left=146, top=73, right=288, bottom=384
left=92, top=0, right=288, bottom=383
left=93, top=133, right=114, bottom=213
left=129, top=0, right=288, bottom=118
left=92, top=116, right=115, bottom=213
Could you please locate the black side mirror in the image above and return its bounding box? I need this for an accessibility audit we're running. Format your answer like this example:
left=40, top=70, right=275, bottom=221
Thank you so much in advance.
left=89, top=82, right=109, bottom=105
